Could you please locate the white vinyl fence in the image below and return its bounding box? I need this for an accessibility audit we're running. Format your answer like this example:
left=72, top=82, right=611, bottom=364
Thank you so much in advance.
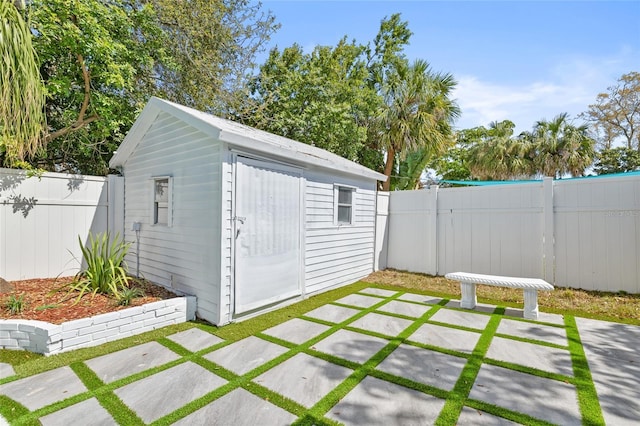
left=0, top=168, right=123, bottom=281
left=376, top=174, right=640, bottom=294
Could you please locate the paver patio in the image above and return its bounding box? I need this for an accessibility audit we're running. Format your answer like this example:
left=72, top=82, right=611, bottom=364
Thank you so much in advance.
left=1, top=286, right=638, bottom=425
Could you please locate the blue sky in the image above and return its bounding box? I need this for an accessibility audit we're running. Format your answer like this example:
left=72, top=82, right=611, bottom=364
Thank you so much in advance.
left=259, top=1, right=639, bottom=134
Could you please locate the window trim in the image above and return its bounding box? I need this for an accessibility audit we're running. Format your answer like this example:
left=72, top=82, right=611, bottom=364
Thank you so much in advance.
left=334, top=184, right=356, bottom=226
left=151, top=176, right=173, bottom=227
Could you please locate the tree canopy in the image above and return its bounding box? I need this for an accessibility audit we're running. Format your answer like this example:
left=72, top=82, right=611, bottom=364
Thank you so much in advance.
left=436, top=115, right=595, bottom=181
left=593, top=147, right=640, bottom=175
left=18, top=0, right=276, bottom=174
left=580, top=72, right=640, bottom=151
left=248, top=14, right=459, bottom=190
left=247, top=39, right=377, bottom=162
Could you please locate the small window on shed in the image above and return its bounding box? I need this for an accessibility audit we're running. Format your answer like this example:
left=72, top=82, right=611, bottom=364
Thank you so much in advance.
left=152, top=177, right=172, bottom=226
left=335, top=185, right=355, bottom=225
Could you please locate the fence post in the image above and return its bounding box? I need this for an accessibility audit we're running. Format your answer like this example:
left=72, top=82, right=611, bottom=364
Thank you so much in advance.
left=107, top=175, right=125, bottom=239
left=431, top=185, right=439, bottom=276
left=542, top=177, right=554, bottom=283
left=374, top=192, right=390, bottom=271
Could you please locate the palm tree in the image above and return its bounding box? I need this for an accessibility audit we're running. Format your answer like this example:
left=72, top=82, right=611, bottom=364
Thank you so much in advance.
left=466, top=121, right=534, bottom=180
left=372, top=59, right=459, bottom=191
left=0, top=0, right=46, bottom=166
left=530, top=113, right=595, bottom=178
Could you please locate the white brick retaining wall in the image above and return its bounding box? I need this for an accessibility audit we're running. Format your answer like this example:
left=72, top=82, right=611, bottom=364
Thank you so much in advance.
left=0, top=296, right=196, bottom=355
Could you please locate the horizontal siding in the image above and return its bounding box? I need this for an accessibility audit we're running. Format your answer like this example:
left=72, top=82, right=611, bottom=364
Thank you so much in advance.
left=123, top=111, right=222, bottom=324
left=303, top=169, right=377, bottom=293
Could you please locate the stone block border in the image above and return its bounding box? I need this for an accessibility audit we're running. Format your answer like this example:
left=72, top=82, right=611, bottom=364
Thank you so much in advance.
left=0, top=296, right=196, bottom=356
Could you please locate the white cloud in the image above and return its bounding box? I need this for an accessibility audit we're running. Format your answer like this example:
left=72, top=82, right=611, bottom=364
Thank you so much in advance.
left=452, top=48, right=639, bottom=134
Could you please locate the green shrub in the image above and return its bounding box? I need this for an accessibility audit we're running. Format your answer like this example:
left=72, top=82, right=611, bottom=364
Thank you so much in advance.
left=5, top=293, right=26, bottom=314
left=117, top=286, right=144, bottom=306
left=66, top=232, right=132, bottom=303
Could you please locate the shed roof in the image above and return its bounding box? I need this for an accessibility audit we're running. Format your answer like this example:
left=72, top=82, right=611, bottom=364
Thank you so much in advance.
left=109, top=97, right=387, bottom=181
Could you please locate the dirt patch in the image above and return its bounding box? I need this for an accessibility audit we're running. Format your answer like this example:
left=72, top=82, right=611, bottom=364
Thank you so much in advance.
left=0, top=277, right=179, bottom=325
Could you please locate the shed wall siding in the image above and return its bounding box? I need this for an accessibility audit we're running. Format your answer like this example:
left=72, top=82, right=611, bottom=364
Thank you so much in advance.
left=304, top=170, right=377, bottom=294
left=122, top=111, right=222, bottom=323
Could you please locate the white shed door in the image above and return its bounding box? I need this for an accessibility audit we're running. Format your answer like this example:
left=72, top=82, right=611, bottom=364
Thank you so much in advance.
left=234, top=156, right=302, bottom=315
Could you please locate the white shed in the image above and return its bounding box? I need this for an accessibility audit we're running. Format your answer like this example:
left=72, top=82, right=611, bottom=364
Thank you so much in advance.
left=109, top=97, right=386, bottom=325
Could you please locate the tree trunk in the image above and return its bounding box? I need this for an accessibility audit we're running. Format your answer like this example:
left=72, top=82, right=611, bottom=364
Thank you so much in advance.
left=382, top=146, right=396, bottom=191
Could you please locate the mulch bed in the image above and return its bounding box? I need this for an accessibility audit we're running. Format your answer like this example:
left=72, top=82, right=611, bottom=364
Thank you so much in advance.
left=0, top=277, right=179, bottom=325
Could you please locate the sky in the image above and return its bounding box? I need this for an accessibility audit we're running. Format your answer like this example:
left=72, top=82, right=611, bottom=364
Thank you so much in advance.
left=258, top=0, right=640, bottom=134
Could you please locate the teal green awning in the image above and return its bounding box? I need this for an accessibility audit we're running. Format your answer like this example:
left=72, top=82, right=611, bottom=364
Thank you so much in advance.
left=441, top=170, right=640, bottom=186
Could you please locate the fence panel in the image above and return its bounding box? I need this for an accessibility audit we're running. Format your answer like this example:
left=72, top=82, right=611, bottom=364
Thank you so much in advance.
left=554, top=175, right=640, bottom=293
left=0, top=168, right=110, bottom=281
left=436, top=183, right=545, bottom=279
left=379, top=175, right=640, bottom=293
left=387, top=189, right=437, bottom=274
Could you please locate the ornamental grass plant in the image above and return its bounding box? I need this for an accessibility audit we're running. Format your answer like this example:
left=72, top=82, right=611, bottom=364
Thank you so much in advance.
left=64, top=232, right=132, bottom=303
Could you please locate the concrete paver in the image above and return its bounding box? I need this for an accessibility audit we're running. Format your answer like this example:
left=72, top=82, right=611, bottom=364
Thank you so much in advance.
left=446, top=300, right=496, bottom=313
left=496, top=318, right=568, bottom=346
left=375, top=299, right=433, bottom=318
left=576, top=317, right=640, bottom=425
left=166, top=328, right=223, bottom=352
left=173, top=388, right=296, bottom=426
left=486, top=336, right=574, bottom=376
left=327, top=376, right=446, bottom=425
left=254, top=352, right=352, bottom=407
left=114, top=361, right=226, bottom=423
left=397, top=293, right=442, bottom=305
left=39, top=397, right=115, bottom=426
left=358, top=287, right=398, bottom=297
left=348, top=312, right=413, bottom=337
left=469, top=364, right=581, bottom=425
left=503, top=308, right=565, bottom=325
left=0, top=366, right=86, bottom=411
left=204, top=336, right=288, bottom=375
left=262, top=318, right=330, bottom=345
left=0, top=363, right=14, bottom=380
left=376, top=344, right=467, bottom=391
left=333, top=293, right=384, bottom=308
left=430, top=308, right=491, bottom=330
left=456, top=406, right=519, bottom=425
left=85, top=341, right=180, bottom=383
left=312, top=329, right=388, bottom=364
left=2, top=289, right=638, bottom=425
left=409, top=322, right=481, bottom=353
left=303, top=304, right=360, bottom=323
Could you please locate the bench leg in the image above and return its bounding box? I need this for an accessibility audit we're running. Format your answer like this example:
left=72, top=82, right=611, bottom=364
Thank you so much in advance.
left=523, top=289, right=539, bottom=320
left=460, top=281, right=477, bottom=309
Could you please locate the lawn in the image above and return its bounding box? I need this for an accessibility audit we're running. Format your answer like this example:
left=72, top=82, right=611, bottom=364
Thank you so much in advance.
left=1, top=271, right=622, bottom=425
left=366, top=270, right=640, bottom=326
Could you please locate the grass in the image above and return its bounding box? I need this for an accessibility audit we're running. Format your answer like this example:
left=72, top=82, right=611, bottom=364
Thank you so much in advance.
left=3, top=294, right=26, bottom=315
left=0, top=270, right=632, bottom=425
left=366, top=270, right=640, bottom=325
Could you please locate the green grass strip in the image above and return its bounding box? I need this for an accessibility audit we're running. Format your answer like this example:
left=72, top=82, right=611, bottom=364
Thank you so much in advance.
left=0, top=395, right=32, bottom=424
left=435, top=314, right=501, bottom=425
left=71, top=362, right=145, bottom=426
left=564, top=315, right=605, bottom=426
left=464, top=399, right=555, bottom=426
left=299, top=301, right=443, bottom=423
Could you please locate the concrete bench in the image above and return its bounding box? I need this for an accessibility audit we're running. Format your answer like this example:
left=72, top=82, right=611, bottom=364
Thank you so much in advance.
left=444, top=272, right=554, bottom=320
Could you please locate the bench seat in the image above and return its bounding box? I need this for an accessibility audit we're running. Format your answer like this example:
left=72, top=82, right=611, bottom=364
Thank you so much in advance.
left=444, top=272, right=554, bottom=320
